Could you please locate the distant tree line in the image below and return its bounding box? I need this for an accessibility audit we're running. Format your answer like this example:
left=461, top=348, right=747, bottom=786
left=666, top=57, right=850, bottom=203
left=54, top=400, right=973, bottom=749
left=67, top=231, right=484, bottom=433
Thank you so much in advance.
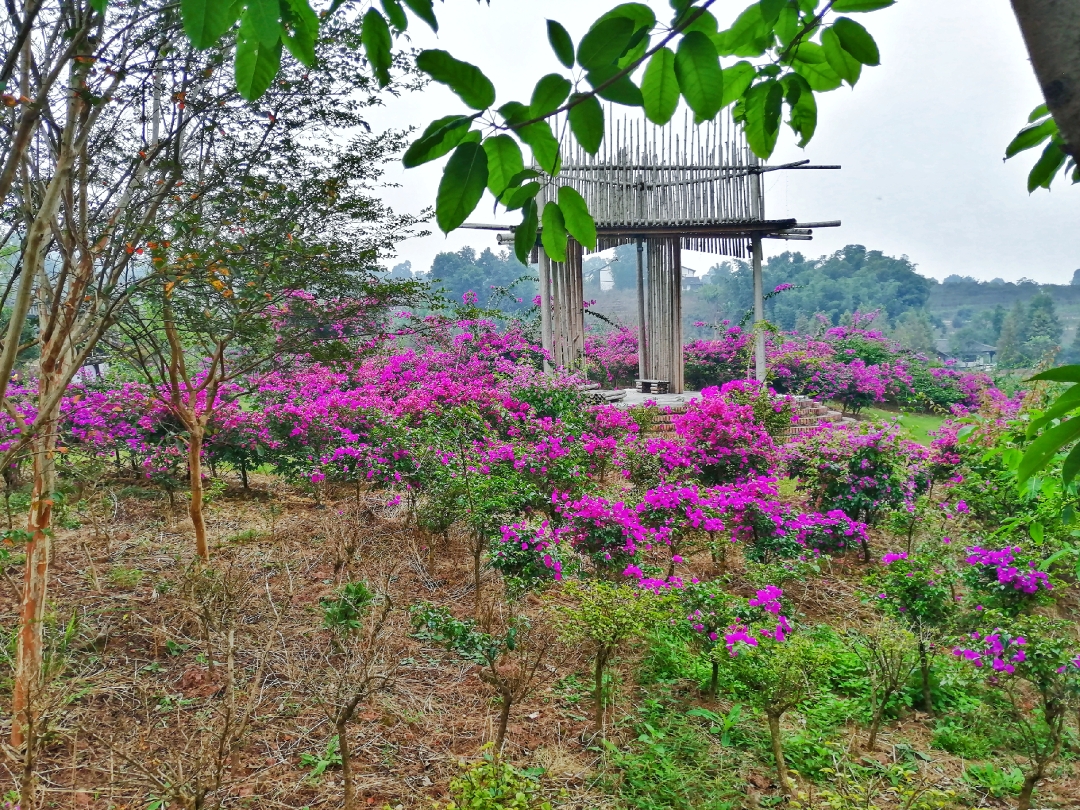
left=405, top=244, right=1077, bottom=368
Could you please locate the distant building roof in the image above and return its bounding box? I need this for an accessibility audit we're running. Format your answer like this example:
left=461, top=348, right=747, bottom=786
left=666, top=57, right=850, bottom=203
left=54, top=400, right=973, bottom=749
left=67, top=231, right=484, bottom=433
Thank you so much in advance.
left=935, top=338, right=997, bottom=355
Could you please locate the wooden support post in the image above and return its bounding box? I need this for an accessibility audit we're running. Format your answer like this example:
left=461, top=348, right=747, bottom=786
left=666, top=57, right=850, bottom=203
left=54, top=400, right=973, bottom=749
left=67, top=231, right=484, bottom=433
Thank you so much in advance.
left=636, top=237, right=646, bottom=382
left=749, top=152, right=766, bottom=382
left=644, top=238, right=684, bottom=393
left=539, top=249, right=552, bottom=373
left=752, top=234, right=765, bottom=382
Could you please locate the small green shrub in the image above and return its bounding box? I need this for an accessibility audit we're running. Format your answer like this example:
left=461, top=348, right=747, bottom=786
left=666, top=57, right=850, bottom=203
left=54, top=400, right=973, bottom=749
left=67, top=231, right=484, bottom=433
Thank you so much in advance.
left=963, top=763, right=1023, bottom=798
left=601, top=699, right=739, bottom=810
left=931, top=719, right=992, bottom=759
left=444, top=746, right=550, bottom=810
left=300, top=735, right=341, bottom=779
left=225, top=528, right=263, bottom=545
left=108, top=567, right=144, bottom=589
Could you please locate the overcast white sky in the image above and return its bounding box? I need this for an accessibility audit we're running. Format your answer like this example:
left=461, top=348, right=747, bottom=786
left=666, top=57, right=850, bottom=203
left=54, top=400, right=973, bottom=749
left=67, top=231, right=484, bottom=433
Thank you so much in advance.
left=366, top=0, right=1079, bottom=284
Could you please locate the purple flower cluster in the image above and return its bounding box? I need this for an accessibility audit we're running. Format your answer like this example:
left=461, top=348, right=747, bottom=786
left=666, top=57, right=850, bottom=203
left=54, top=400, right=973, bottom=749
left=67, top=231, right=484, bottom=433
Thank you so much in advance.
left=965, top=545, right=1051, bottom=595
left=952, top=631, right=1027, bottom=673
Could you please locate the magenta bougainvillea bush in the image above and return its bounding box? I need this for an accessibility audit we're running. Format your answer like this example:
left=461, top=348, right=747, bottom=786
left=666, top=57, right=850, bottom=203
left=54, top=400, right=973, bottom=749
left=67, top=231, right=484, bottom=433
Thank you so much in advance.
left=584, top=312, right=1018, bottom=415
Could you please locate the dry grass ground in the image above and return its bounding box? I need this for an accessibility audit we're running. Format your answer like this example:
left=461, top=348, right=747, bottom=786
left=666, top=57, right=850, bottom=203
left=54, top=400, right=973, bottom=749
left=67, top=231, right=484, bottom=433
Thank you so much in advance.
left=1, top=476, right=1077, bottom=809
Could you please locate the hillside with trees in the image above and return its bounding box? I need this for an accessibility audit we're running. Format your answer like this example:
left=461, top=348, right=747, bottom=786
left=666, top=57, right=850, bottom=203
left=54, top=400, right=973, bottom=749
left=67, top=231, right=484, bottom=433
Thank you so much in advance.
left=421, top=243, right=1078, bottom=368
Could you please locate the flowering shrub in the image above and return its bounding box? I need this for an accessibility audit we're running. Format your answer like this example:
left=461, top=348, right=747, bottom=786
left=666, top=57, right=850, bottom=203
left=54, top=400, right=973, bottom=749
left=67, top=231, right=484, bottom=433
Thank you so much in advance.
left=584, top=325, right=639, bottom=388
left=950, top=614, right=1080, bottom=810
left=867, top=552, right=956, bottom=712
left=962, top=545, right=1052, bottom=615
left=581, top=315, right=1008, bottom=414
left=660, top=383, right=778, bottom=485
left=786, top=423, right=930, bottom=555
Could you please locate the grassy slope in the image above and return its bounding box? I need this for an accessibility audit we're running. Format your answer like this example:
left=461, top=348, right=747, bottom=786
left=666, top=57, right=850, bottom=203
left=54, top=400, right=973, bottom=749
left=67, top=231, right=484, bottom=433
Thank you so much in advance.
left=862, top=407, right=946, bottom=445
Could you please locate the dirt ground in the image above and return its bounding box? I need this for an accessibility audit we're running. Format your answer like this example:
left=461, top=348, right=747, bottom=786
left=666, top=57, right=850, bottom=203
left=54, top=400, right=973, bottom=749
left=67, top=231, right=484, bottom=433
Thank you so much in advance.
left=1, top=477, right=1077, bottom=809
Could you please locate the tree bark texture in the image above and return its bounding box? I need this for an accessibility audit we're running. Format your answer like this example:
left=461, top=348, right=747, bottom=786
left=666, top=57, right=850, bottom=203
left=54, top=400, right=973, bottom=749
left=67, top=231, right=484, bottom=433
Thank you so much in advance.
left=918, top=640, right=933, bottom=715
left=494, top=692, right=513, bottom=757
left=189, top=427, right=209, bottom=560
left=1011, top=0, right=1080, bottom=154
left=767, top=711, right=793, bottom=798
left=338, top=721, right=355, bottom=810
left=594, top=650, right=608, bottom=732
left=11, top=374, right=61, bottom=750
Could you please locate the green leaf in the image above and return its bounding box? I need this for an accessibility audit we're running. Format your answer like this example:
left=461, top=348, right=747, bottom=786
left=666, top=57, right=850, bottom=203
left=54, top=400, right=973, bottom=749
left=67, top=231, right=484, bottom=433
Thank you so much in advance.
left=743, top=80, right=783, bottom=158
left=381, top=0, right=408, bottom=31
left=483, top=135, right=525, bottom=197
left=759, top=0, right=786, bottom=25
left=682, top=9, right=718, bottom=36
left=641, top=48, right=680, bottom=125
left=1006, top=118, right=1057, bottom=158
left=821, top=27, right=861, bottom=86
left=1029, top=521, right=1045, bottom=544
left=596, top=4, right=656, bottom=68
left=436, top=141, right=488, bottom=233
left=514, top=199, right=539, bottom=264
left=182, top=0, right=237, bottom=48
left=516, top=121, right=561, bottom=175
left=1030, top=365, right=1080, bottom=383
left=501, top=181, right=540, bottom=211
left=675, top=31, right=723, bottom=120
left=831, top=0, right=894, bottom=10
left=498, top=101, right=531, bottom=127
left=89, top=0, right=108, bottom=12
left=402, top=0, right=438, bottom=31
left=783, top=73, right=816, bottom=146
left=541, top=202, right=568, bottom=262
left=1064, top=444, right=1080, bottom=485
left=1028, top=140, right=1069, bottom=191
left=586, top=66, right=644, bottom=107
left=569, top=94, right=605, bottom=154
left=1028, top=385, right=1080, bottom=436
left=832, top=17, right=880, bottom=65
left=721, top=61, right=756, bottom=107
left=361, top=9, right=393, bottom=86
left=577, top=16, right=636, bottom=70
left=1028, top=103, right=1049, bottom=123
left=416, top=50, right=496, bottom=110
left=713, top=5, right=773, bottom=57
left=547, top=20, right=575, bottom=68
left=558, top=186, right=597, bottom=250
left=530, top=73, right=572, bottom=118
left=791, top=42, right=843, bottom=91
left=235, top=12, right=282, bottom=101
left=403, top=116, right=478, bottom=167
left=245, top=0, right=282, bottom=47
left=774, top=4, right=800, bottom=44
left=1018, top=416, right=1080, bottom=484
left=281, top=0, right=319, bottom=67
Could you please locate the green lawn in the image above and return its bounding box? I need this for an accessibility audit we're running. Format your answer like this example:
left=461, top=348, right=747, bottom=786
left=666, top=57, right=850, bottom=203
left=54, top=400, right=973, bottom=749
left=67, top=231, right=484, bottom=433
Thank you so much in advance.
left=861, top=407, right=945, bottom=445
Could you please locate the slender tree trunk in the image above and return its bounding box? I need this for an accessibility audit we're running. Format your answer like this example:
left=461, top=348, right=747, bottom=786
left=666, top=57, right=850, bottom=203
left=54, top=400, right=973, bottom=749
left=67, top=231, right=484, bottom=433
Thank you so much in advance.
left=11, top=385, right=59, bottom=750
left=239, top=459, right=248, bottom=491
left=867, top=703, right=885, bottom=751
left=494, top=692, right=513, bottom=758
left=338, top=720, right=354, bottom=810
left=1018, top=767, right=1043, bottom=810
left=767, top=711, right=793, bottom=798
left=594, top=649, right=608, bottom=732
left=709, top=660, right=719, bottom=699
left=189, top=427, right=209, bottom=561
left=918, top=640, right=933, bottom=715
left=1010, top=1, right=1080, bottom=155
left=473, top=536, right=482, bottom=620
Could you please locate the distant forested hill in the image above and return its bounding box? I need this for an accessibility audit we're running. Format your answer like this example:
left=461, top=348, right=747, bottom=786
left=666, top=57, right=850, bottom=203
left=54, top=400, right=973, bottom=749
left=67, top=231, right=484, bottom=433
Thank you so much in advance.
left=416, top=243, right=1080, bottom=367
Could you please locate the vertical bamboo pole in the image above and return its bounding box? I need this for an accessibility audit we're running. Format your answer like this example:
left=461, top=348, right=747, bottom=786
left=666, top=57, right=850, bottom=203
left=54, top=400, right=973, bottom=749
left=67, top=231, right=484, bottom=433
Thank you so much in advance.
left=749, top=153, right=766, bottom=381
left=636, top=237, right=646, bottom=383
